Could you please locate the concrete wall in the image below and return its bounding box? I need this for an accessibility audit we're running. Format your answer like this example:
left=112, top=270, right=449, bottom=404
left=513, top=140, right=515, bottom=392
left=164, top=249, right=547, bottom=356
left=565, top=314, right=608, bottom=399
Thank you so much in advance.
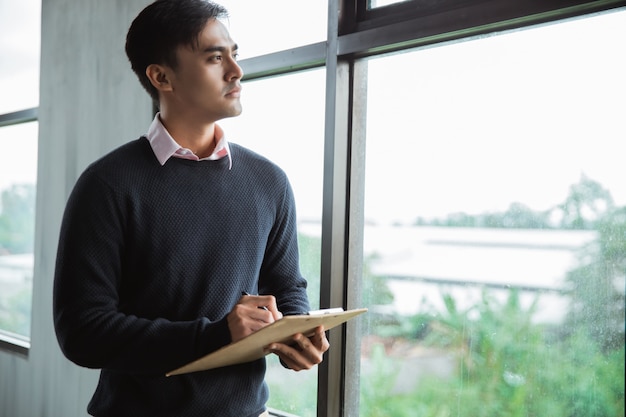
left=0, top=1, right=151, bottom=416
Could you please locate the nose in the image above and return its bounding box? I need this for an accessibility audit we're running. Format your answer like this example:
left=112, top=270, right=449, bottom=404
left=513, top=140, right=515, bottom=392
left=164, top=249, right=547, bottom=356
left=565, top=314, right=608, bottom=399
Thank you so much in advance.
left=225, top=58, right=244, bottom=82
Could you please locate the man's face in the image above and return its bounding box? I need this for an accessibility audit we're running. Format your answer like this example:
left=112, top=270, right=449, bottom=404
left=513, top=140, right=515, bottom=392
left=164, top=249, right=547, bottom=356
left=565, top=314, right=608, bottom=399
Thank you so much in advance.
left=167, top=19, right=243, bottom=123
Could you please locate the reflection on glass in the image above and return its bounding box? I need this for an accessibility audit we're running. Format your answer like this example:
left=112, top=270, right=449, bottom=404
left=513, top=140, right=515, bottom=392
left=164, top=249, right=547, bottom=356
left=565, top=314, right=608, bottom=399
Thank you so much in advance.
left=0, top=0, right=41, bottom=114
left=360, top=11, right=625, bottom=416
left=369, top=0, right=409, bottom=8
left=218, top=0, right=327, bottom=59
left=220, top=69, right=325, bottom=417
left=0, top=121, right=38, bottom=339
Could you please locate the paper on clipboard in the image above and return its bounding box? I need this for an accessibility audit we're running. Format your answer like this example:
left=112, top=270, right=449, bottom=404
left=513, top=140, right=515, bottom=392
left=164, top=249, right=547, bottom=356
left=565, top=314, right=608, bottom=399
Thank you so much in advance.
left=166, top=308, right=367, bottom=376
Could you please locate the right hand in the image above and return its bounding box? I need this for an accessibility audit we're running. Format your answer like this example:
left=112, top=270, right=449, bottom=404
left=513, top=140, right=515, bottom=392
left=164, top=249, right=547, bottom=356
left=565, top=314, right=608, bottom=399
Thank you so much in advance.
left=227, top=294, right=283, bottom=342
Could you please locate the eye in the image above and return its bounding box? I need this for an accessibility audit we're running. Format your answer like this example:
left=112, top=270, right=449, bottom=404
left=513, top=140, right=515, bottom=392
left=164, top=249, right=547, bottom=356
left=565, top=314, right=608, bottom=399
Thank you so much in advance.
left=208, top=54, right=223, bottom=62
left=232, top=52, right=239, bottom=61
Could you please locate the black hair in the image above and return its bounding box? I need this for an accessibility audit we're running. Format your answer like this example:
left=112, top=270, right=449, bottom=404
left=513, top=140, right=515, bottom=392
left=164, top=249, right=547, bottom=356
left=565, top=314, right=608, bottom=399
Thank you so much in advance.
left=125, top=0, right=229, bottom=103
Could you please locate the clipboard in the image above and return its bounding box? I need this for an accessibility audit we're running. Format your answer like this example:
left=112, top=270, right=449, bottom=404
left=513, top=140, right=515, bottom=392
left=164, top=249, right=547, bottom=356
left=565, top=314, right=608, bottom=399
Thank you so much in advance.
left=166, top=308, right=367, bottom=376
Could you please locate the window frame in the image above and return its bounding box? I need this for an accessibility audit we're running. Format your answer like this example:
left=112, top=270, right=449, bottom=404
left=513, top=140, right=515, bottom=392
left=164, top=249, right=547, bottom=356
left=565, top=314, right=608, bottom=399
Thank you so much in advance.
left=237, top=0, right=625, bottom=415
left=0, top=109, right=38, bottom=129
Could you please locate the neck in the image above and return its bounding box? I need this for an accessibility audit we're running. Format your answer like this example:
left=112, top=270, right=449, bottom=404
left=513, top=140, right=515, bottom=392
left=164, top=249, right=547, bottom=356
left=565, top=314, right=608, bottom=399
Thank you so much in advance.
left=158, top=108, right=217, bottom=158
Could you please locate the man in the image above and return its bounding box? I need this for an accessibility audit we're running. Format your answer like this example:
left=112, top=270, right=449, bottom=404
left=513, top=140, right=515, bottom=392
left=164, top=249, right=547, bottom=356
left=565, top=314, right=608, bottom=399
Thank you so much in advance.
left=52, top=1, right=329, bottom=416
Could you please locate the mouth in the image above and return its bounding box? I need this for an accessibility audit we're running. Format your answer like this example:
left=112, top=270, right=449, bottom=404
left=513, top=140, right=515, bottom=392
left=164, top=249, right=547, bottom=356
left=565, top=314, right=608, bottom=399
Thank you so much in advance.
left=225, top=86, right=242, bottom=98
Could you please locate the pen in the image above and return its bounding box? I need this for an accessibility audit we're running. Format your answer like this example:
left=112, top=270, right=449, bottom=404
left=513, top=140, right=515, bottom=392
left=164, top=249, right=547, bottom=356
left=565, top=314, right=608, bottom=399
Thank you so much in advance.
left=241, top=291, right=269, bottom=311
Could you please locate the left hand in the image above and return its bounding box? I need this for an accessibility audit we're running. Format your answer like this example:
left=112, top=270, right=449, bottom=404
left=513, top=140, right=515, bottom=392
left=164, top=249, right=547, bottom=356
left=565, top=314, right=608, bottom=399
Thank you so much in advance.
left=264, top=326, right=330, bottom=371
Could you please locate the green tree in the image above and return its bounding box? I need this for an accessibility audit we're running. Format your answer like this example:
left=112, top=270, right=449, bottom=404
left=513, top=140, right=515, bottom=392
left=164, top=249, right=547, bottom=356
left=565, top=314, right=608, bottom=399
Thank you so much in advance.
left=0, top=287, right=32, bottom=336
left=297, top=232, right=323, bottom=310
left=565, top=206, right=626, bottom=352
left=421, top=175, right=616, bottom=231
left=360, top=290, right=625, bottom=417
left=556, top=174, right=614, bottom=230
left=0, top=184, right=36, bottom=254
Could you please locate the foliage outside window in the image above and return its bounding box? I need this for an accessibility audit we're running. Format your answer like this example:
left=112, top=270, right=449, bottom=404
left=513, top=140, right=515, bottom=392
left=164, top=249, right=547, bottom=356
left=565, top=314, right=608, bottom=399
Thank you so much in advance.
left=0, top=122, right=38, bottom=342
left=357, top=11, right=625, bottom=417
left=223, top=9, right=625, bottom=417
left=0, top=0, right=40, bottom=346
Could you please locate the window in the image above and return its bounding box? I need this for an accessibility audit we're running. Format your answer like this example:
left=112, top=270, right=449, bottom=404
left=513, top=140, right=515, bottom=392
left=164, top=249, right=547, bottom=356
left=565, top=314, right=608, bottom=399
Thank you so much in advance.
left=358, top=11, right=625, bottom=416
left=0, top=121, right=38, bottom=345
left=229, top=1, right=625, bottom=415
left=0, top=1, right=40, bottom=114
left=0, top=0, right=41, bottom=352
left=220, top=69, right=326, bottom=416
left=218, top=0, right=327, bottom=59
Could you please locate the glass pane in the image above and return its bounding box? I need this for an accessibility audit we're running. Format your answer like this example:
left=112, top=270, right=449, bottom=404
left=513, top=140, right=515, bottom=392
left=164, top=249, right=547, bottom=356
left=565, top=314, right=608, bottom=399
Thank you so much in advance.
left=220, top=69, right=325, bottom=417
left=0, top=121, right=38, bottom=339
left=359, top=10, right=625, bottom=417
left=0, top=0, right=41, bottom=114
left=218, top=0, right=327, bottom=59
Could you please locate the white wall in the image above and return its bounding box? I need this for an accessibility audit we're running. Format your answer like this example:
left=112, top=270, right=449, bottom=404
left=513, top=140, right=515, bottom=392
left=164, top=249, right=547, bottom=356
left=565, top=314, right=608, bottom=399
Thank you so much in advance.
left=0, top=1, right=151, bottom=415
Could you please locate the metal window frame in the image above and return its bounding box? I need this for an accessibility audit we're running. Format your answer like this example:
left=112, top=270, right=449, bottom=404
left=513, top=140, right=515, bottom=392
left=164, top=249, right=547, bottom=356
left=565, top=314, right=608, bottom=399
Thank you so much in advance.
left=236, top=1, right=625, bottom=416
left=242, top=1, right=625, bottom=416
left=0, top=331, right=30, bottom=357
left=0, top=108, right=38, bottom=128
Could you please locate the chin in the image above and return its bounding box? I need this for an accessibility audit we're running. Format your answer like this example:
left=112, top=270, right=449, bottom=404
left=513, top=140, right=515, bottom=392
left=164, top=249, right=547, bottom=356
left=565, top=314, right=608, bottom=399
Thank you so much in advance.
left=228, top=107, right=243, bottom=118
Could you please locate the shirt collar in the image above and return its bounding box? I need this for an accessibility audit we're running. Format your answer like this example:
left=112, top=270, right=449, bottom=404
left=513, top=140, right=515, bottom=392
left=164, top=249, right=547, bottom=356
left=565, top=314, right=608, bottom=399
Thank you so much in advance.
left=145, top=113, right=232, bottom=169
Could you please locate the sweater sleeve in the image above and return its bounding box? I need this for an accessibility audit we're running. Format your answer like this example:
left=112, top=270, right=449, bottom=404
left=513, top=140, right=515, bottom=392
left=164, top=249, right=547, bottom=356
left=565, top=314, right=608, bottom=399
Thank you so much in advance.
left=53, top=168, right=230, bottom=376
left=258, top=174, right=310, bottom=316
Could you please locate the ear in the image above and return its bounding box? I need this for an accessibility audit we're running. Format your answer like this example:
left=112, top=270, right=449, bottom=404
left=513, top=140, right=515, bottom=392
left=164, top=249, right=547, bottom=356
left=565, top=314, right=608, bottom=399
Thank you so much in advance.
left=146, top=64, right=173, bottom=92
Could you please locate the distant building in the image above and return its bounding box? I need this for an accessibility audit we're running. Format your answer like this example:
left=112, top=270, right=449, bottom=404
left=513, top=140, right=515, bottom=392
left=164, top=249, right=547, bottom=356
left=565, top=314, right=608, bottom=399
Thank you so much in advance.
left=363, top=226, right=597, bottom=323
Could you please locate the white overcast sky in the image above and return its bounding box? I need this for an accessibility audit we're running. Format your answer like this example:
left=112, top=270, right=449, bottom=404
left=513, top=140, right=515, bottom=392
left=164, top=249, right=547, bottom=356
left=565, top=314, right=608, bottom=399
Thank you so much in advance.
left=1, top=3, right=624, bottom=225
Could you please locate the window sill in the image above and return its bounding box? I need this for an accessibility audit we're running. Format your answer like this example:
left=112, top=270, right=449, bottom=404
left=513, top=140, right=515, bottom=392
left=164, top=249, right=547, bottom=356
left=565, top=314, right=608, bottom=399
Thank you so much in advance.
left=0, top=330, right=30, bottom=357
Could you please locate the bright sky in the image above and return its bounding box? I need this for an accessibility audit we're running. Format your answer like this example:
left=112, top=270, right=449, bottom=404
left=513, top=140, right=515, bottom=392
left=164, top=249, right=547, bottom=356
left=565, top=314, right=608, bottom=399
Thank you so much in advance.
left=0, top=0, right=40, bottom=114
left=1, top=4, right=624, bottom=227
left=0, top=0, right=40, bottom=193
left=224, top=9, right=626, bottom=224
left=363, top=10, right=626, bottom=223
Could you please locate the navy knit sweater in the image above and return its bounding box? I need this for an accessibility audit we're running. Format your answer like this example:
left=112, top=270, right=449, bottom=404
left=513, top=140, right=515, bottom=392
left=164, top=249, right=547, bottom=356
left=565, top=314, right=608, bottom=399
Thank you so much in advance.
left=53, top=137, right=310, bottom=417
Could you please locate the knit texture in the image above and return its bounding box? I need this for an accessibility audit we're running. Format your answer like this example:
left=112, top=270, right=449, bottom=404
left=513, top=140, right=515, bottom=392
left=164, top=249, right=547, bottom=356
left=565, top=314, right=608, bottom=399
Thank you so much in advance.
left=53, top=137, right=310, bottom=417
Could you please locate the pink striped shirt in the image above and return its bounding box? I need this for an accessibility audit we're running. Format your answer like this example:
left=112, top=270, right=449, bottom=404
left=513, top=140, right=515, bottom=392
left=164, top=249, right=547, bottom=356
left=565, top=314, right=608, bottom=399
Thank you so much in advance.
left=145, top=113, right=232, bottom=169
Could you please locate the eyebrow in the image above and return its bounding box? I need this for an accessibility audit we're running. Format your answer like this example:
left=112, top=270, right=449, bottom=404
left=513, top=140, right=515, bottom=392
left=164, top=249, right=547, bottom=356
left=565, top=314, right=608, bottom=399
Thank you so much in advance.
left=201, top=44, right=239, bottom=54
